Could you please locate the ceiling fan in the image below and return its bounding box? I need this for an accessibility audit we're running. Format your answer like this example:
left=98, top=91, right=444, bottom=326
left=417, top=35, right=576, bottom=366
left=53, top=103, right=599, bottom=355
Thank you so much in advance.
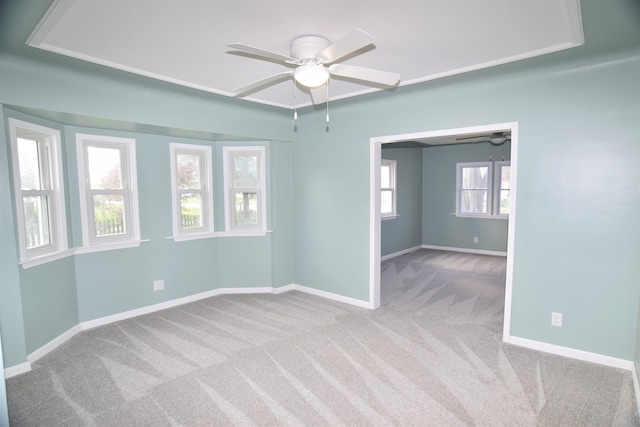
left=456, top=132, right=511, bottom=146
left=226, top=29, right=401, bottom=105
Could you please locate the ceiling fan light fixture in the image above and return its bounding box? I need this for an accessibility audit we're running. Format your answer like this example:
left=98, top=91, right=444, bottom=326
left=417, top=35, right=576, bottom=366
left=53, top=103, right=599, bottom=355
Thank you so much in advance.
left=489, top=133, right=508, bottom=145
left=294, top=62, right=330, bottom=88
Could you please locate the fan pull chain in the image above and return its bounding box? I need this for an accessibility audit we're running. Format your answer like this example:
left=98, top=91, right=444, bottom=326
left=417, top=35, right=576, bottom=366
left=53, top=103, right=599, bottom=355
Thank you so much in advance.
left=293, top=83, right=298, bottom=120
left=325, top=80, right=330, bottom=123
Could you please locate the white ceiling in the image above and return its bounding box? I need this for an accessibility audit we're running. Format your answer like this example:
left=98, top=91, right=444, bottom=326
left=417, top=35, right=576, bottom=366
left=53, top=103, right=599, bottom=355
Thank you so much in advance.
left=28, top=0, right=583, bottom=109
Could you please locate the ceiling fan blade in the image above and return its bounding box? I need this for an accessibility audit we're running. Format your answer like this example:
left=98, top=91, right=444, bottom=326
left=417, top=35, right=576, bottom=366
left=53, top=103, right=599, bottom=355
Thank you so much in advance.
left=456, top=134, right=491, bottom=141
left=309, top=85, right=328, bottom=105
left=227, top=43, right=300, bottom=65
left=233, top=71, right=293, bottom=96
left=316, top=29, right=375, bottom=63
left=329, top=64, right=400, bottom=87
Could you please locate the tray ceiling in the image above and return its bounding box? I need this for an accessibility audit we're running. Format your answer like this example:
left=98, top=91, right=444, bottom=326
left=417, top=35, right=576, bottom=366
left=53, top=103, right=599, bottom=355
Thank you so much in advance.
left=28, top=0, right=584, bottom=109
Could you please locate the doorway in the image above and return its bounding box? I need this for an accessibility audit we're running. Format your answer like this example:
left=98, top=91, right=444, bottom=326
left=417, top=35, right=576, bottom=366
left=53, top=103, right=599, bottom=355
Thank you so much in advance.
left=369, top=122, right=518, bottom=342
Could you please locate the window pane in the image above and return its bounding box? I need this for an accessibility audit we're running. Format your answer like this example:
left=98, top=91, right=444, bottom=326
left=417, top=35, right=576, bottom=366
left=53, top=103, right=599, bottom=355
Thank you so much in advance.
left=499, top=190, right=510, bottom=215
left=381, top=190, right=393, bottom=214
left=500, top=166, right=510, bottom=190
left=381, top=165, right=391, bottom=188
left=180, top=192, right=202, bottom=228
left=88, top=146, right=122, bottom=190
left=462, top=167, right=488, bottom=189
left=23, top=195, right=50, bottom=248
left=93, top=194, right=125, bottom=236
left=233, top=155, right=258, bottom=188
left=234, top=191, right=258, bottom=225
left=500, top=166, right=510, bottom=214
left=17, top=137, right=43, bottom=190
left=177, top=153, right=202, bottom=189
left=461, top=189, right=487, bottom=213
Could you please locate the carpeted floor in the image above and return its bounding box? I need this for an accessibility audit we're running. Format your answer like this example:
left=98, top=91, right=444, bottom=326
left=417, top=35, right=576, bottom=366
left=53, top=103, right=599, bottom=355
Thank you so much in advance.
left=6, top=249, right=640, bottom=426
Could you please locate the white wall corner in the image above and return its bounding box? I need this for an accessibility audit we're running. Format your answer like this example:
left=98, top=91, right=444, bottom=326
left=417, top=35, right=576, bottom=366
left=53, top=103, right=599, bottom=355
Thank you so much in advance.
left=27, top=324, right=81, bottom=364
left=292, top=284, right=373, bottom=309
left=381, top=245, right=423, bottom=262
left=4, top=361, right=31, bottom=379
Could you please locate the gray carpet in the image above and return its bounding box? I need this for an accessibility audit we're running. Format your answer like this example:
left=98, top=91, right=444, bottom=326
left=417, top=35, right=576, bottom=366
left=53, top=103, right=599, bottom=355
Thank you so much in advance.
left=6, top=249, right=640, bottom=426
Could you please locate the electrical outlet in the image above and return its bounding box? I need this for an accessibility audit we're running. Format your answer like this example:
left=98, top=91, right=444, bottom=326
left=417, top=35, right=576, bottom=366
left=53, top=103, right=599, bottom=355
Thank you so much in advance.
left=153, top=280, right=164, bottom=291
left=473, top=236, right=478, bottom=243
left=551, top=312, right=563, bottom=327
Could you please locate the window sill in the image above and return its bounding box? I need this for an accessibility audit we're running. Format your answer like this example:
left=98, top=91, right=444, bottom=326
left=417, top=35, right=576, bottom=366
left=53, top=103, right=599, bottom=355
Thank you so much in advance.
left=453, top=213, right=509, bottom=220
left=74, top=239, right=150, bottom=255
left=381, top=215, right=399, bottom=221
left=20, top=249, right=75, bottom=269
left=169, top=230, right=272, bottom=242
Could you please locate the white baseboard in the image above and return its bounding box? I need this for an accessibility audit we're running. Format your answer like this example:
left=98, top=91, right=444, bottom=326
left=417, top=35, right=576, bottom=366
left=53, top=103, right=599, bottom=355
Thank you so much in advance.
left=5, top=283, right=365, bottom=377
left=422, top=244, right=507, bottom=257
left=4, top=361, right=31, bottom=379
left=79, top=285, right=296, bottom=330
left=27, top=324, right=82, bottom=364
left=381, top=245, right=422, bottom=262
left=506, top=335, right=634, bottom=370
left=292, top=284, right=372, bottom=309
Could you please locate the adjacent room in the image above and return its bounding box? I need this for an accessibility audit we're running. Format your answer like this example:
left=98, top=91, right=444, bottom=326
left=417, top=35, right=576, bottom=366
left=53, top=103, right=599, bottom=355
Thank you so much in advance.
left=1, top=0, right=639, bottom=424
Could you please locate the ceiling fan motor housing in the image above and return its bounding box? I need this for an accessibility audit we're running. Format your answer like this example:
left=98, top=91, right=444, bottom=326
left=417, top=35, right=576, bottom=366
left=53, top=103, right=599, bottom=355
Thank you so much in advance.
left=290, top=35, right=330, bottom=61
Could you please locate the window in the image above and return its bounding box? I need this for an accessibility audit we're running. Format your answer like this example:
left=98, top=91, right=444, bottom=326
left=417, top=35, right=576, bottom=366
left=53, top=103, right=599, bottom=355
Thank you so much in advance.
left=8, top=119, right=68, bottom=263
left=223, top=146, right=266, bottom=232
left=76, top=134, right=140, bottom=247
left=381, top=159, right=397, bottom=218
left=170, top=143, right=213, bottom=238
left=456, top=161, right=510, bottom=217
left=457, top=162, right=491, bottom=215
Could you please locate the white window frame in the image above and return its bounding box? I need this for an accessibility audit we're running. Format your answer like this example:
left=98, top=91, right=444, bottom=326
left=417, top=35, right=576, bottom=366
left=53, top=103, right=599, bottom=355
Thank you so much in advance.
left=76, top=134, right=141, bottom=251
left=8, top=118, right=69, bottom=266
left=381, top=159, right=397, bottom=219
left=170, top=143, right=214, bottom=240
left=493, top=160, right=511, bottom=217
left=456, top=161, right=493, bottom=217
left=456, top=160, right=511, bottom=218
left=222, top=146, right=267, bottom=233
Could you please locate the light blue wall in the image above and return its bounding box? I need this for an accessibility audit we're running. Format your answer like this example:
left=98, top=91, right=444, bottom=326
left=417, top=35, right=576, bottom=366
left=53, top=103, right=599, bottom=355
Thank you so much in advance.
left=380, top=142, right=511, bottom=258
left=0, top=331, right=7, bottom=426
left=0, top=0, right=638, bottom=373
left=294, top=46, right=639, bottom=359
left=0, top=107, right=28, bottom=368
left=19, top=257, right=79, bottom=352
left=422, top=142, right=511, bottom=253
left=0, top=54, right=292, bottom=143
left=380, top=147, right=423, bottom=256
left=0, top=49, right=296, bottom=365
left=1, top=109, right=80, bottom=355
left=292, top=116, right=372, bottom=301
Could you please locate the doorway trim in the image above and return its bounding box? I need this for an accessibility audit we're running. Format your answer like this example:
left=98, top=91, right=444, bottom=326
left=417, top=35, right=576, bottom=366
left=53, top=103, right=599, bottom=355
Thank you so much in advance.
left=369, top=121, right=519, bottom=342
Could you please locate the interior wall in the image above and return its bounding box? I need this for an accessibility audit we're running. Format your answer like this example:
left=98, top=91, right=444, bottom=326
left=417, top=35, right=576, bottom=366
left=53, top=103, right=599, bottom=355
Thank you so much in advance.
left=422, top=141, right=511, bottom=253
left=0, top=0, right=637, bottom=372
left=0, top=52, right=296, bottom=367
left=380, top=142, right=511, bottom=258
left=0, top=330, right=8, bottom=425
left=380, top=147, right=423, bottom=256
left=293, top=47, right=640, bottom=360
left=0, top=107, right=28, bottom=368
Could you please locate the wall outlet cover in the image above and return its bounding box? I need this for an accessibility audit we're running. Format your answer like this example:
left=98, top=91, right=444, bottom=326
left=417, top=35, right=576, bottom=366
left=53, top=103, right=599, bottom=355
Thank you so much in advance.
left=551, top=312, right=563, bottom=327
